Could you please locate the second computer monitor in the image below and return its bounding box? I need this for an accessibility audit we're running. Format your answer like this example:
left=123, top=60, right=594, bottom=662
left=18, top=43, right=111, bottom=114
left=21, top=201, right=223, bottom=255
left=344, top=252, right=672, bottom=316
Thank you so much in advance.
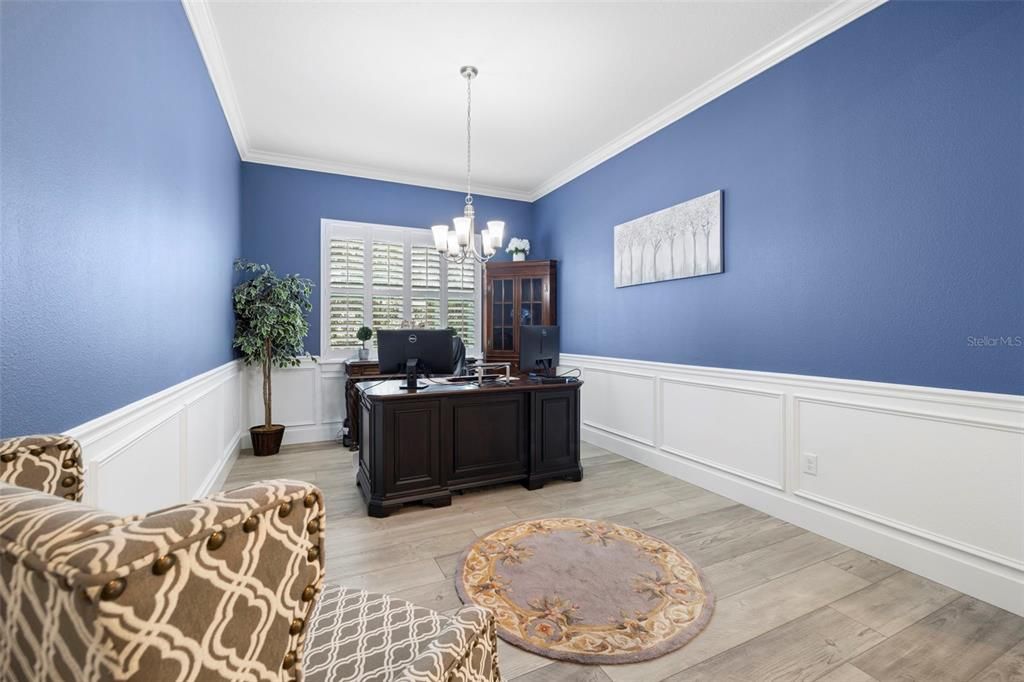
left=519, top=325, right=560, bottom=373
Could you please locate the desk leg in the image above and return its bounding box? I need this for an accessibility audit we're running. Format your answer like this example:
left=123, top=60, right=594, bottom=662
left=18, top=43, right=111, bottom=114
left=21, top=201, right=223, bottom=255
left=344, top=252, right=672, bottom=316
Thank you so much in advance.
left=524, top=468, right=583, bottom=491
left=424, top=494, right=452, bottom=509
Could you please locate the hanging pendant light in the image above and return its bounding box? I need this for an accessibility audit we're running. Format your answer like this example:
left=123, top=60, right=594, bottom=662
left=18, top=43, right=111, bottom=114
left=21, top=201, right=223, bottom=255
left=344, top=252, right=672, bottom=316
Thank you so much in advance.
left=432, top=66, right=504, bottom=263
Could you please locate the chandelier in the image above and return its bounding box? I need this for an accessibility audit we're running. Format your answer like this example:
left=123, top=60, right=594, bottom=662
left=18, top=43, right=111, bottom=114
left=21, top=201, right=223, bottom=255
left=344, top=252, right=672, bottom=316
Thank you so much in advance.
left=431, top=66, right=504, bottom=264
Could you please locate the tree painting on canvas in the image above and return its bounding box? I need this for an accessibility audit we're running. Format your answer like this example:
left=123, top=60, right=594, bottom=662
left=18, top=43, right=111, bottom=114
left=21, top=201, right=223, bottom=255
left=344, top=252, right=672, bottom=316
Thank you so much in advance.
left=614, top=190, right=723, bottom=287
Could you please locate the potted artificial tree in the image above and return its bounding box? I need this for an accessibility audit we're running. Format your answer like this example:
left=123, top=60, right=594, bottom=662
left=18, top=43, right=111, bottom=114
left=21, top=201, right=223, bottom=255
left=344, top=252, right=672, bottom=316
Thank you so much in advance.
left=356, top=326, right=373, bottom=360
left=233, top=260, right=314, bottom=456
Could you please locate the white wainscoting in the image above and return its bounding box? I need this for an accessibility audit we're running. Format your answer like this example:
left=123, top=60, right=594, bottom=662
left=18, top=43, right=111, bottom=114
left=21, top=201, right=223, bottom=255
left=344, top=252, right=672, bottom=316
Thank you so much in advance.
left=562, top=353, right=1024, bottom=617
left=68, top=360, right=243, bottom=516
left=240, top=358, right=347, bottom=449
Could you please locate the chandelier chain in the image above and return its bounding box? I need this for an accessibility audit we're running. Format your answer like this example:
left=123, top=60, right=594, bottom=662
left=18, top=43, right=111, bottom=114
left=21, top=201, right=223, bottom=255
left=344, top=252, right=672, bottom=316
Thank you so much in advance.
left=465, top=72, right=472, bottom=205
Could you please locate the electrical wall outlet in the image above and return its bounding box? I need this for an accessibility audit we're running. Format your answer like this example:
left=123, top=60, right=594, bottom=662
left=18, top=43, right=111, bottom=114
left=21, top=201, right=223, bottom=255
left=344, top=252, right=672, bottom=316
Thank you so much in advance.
left=802, top=453, right=819, bottom=476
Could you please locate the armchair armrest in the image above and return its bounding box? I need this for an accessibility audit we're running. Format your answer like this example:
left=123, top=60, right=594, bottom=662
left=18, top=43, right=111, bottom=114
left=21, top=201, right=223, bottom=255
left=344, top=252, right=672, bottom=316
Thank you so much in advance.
left=50, top=479, right=325, bottom=681
left=0, top=434, right=83, bottom=500
left=399, top=605, right=501, bottom=682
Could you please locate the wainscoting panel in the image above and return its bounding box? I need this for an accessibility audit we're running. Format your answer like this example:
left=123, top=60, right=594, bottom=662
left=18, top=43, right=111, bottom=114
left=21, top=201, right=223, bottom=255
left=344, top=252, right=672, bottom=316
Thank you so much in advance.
left=561, top=353, right=1024, bottom=616
left=660, top=378, right=785, bottom=489
left=69, top=361, right=243, bottom=516
left=93, top=414, right=184, bottom=516
left=186, top=385, right=224, bottom=495
left=247, top=365, right=317, bottom=429
left=241, top=359, right=346, bottom=448
left=578, top=366, right=656, bottom=445
left=795, top=396, right=1023, bottom=569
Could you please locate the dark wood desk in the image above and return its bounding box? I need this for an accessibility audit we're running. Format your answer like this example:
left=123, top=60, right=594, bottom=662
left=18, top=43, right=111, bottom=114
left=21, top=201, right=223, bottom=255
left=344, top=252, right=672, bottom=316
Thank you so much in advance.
left=355, top=377, right=583, bottom=517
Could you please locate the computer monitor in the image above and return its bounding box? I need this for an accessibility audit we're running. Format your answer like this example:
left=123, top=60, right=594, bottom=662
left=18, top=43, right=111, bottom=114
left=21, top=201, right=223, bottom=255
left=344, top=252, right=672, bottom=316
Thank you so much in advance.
left=377, top=329, right=454, bottom=390
left=519, top=325, right=560, bottom=374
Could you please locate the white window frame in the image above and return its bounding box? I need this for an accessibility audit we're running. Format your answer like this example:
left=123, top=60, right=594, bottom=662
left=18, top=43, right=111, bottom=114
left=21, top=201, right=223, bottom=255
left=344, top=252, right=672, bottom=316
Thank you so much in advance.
left=320, top=218, right=482, bottom=362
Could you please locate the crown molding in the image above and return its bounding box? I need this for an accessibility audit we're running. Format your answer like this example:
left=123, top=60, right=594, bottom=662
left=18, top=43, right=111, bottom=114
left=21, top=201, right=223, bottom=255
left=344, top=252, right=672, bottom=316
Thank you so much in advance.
left=243, top=149, right=534, bottom=202
left=526, top=0, right=887, bottom=201
left=181, top=0, right=250, bottom=158
left=183, top=0, right=885, bottom=204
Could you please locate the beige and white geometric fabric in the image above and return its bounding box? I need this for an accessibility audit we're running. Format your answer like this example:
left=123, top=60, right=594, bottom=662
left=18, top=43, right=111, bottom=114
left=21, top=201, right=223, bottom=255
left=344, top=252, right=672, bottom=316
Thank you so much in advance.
left=0, top=434, right=84, bottom=501
left=0, top=477, right=325, bottom=681
left=304, top=584, right=501, bottom=682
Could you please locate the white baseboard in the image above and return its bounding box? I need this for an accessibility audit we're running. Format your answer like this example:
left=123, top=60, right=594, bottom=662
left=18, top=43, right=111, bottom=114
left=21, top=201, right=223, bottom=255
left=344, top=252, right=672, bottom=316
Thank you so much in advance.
left=240, top=358, right=347, bottom=450
left=563, top=353, right=1024, bottom=617
left=68, top=360, right=243, bottom=516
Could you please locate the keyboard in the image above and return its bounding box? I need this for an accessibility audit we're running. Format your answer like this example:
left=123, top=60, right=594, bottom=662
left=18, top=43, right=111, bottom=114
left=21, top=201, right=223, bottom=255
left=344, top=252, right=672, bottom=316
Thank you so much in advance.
left=529, top=375, right=578, bottom=384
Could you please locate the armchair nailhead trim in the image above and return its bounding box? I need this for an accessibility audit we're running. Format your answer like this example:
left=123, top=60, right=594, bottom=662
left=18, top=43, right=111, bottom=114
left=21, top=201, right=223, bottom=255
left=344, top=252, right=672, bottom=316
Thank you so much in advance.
left=207, top=531, right=226, bottom=550
left=306, top=519, right=319, bottom=534
left=60, top=475, right=76, bottom=488
left=278, top=501, right=292, bottom=518
left=282, top=651, right=297, bottom=670
left=61, top=458, right=77, bottom=468
left=243, top=517, right=260, bottom=533
left=301, top=585, right=316, bottom=602
left=288, top=619, right=303, bottom=636
left=0, top=453, right=14, bottom=463
left=152, top=555, right=176, bottom=575
left=58, top=442, right=73, bottom=450
left=303, top=493, right=317, bottom=508
left=63, top=493, right=76, bottom=501
left=100, top=579, right=126, bottom=600
left=29, top=447, right=43, bottom=455
left=307, top=547, right=319, bottom=562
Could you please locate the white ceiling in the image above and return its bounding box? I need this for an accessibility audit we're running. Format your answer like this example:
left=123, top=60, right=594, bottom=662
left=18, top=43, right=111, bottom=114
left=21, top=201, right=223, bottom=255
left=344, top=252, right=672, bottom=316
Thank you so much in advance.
left=185, top=1, right=882, bottom=200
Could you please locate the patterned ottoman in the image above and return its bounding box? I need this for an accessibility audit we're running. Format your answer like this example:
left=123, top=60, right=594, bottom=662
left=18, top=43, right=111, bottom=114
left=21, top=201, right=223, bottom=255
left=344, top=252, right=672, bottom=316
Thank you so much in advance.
left=304, top=584, right=501, bottom=682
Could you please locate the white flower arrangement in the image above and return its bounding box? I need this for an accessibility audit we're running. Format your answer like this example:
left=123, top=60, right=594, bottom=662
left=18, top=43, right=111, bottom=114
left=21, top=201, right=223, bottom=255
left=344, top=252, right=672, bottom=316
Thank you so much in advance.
left=506, top=237, right=530, bottom=255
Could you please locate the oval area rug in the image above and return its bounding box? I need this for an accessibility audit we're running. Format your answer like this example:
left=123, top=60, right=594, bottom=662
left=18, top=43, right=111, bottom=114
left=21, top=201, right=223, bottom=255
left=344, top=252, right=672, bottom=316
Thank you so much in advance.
left=455, top=517, right=714, bottom=664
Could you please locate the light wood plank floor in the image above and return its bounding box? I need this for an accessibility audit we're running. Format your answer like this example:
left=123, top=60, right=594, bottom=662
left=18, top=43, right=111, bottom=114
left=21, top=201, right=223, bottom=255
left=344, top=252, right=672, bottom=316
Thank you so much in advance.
left=223, top=442, right=1024, bottom=682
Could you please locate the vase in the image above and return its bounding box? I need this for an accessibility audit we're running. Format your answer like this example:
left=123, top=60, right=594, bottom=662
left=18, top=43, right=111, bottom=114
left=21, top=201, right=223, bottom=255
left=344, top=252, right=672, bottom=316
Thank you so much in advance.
left=358, top=348, right=369, bottom=360
left=513, top=252, right=526, bottom=262
left=250, top=424, right=285, bottom=456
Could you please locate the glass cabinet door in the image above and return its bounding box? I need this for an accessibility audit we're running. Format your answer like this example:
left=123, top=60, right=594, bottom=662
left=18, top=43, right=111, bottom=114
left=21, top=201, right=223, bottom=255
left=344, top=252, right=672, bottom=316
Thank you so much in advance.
left=490, top=278, right=515, bottom=351
left=520, top=277, right=544, bottom=326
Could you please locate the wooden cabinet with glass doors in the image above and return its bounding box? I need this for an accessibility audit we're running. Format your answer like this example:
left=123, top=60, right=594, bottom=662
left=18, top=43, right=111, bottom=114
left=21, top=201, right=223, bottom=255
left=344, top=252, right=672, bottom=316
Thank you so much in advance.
left=483, top=260, right=557, bottom=371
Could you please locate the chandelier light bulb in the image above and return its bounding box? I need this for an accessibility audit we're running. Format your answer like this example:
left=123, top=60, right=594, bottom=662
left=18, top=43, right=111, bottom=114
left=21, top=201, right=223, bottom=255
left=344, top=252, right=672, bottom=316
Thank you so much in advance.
left=431, top=225, right=449, bottom=252
left=453, top=216, right=471, bottom=247
left=486, top=221, right=504, bottom=249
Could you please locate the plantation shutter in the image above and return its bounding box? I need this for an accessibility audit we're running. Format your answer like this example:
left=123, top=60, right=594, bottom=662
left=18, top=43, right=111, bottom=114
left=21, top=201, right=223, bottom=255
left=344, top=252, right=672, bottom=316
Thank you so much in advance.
left=411, top=246, right=441, bottom=290
left=410, top=298, right=441, bottom=328
left=322, top=221, right=483, bottom=358
left=371, top=295, right=404, bottom=342
left=372, top=241, right=404, bottom=288
left=447, top=260, right=475, bottom=291
left=447, top=299, right=476, bottom=346
left=329, top=239, right=364, bottom=286
left=329, top=294, right=364, bottom=349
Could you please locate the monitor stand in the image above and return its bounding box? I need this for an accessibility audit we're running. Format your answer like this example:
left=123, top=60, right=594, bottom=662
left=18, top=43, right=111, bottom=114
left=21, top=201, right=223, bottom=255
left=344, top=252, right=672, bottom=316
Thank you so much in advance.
left=531, top=357, right=556, bottom=378
left=400, top=358, right=427, bottom=391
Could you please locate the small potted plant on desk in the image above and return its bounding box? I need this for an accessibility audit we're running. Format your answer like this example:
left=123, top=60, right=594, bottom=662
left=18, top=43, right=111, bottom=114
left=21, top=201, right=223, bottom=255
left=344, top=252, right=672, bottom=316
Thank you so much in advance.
left=233, top=259, right=314, bottom=456
left=356, top=326, right=373, bottom=360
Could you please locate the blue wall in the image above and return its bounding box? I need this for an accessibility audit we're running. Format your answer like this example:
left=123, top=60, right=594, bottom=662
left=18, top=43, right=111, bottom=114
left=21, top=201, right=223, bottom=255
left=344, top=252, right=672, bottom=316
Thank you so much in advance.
left=241, top=162, right=533, bottom=355
left=0, top=1, right=242, bottom=435
left=532, top=1, right=1024, bottom=395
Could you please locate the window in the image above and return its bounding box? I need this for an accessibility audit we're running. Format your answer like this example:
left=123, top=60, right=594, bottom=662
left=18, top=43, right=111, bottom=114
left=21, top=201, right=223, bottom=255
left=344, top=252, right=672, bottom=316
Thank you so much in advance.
left=321, top=219, right=481, bottom=360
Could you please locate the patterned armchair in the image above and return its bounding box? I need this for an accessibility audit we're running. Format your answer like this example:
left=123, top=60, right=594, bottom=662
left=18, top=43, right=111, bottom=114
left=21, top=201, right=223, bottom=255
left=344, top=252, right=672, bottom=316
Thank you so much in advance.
left=0, top=435, right=501, bottom=682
